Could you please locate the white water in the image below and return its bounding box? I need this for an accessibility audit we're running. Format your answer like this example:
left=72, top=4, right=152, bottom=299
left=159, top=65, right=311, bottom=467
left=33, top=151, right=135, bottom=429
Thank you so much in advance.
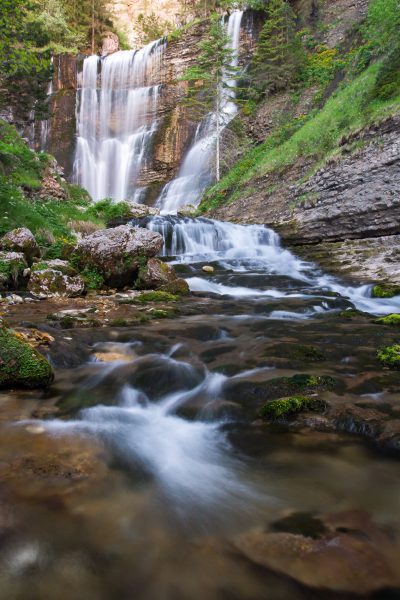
left=74, top=40, right=165, bottom=201
left=144, top=215, right=400, bottom=315
left=156, top=11, right=244, bottom=213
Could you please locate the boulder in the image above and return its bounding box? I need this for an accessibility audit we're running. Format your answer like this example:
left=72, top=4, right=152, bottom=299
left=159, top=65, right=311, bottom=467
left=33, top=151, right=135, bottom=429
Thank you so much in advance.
left=28, top=269, right=85, bottom=299
left=1, top=228, right=40, bottom=265
left=126, top=203, right=160, bottom=219
left=101, top=31, right=119, bottom=57
left=75, top=225, right=163, bottom=288
left=137, top=257, right=189, bottom=294
left=0, top=251, right=29, bottom=291
left=177, top=204, right=197, bottom=217
left=0, top=325, right=53, bottom=389
left=31, top=259, right=77, bottom=277
left=234, top=510, right=400, bottom=595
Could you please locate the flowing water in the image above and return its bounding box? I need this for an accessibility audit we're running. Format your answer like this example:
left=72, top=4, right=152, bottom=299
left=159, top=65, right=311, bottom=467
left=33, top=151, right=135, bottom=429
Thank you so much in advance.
left=73, top=40, right=165, bottom=201
left=156, top=11, right=244, bottom=213
left=4, top=14, right=400, bottom=600
left=2, top=215, right=400, bottom=599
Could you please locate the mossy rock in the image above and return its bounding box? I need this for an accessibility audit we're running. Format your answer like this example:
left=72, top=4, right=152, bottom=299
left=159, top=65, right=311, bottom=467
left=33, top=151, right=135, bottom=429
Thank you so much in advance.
left=375, top=314, right=400, bottom=326
left=377, top=344, right=400, bottom=370
left=264, top=374, right=338, bottom=399
left=339, top=309, right=371, bottom=320
left=135, top=291, right=179, bottom=303
left=260, top=395, right=325, bottom=420
left=0, top=251, right=28, bottom=291
left=371, top=284, right=400, bottom=299
left=0, top=326, right=53, bottom=389
left=265, top=343, right=326, bottom=363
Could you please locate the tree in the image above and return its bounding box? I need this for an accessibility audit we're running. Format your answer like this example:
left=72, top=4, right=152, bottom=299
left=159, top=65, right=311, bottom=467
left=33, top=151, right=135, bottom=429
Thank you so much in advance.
left=181, top=14, right=240, bottom=181
left=251, top=0, right=304, bottom=98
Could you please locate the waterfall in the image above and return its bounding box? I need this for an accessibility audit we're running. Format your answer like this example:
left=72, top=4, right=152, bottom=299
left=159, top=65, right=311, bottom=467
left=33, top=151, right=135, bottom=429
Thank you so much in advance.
left=73, top=40, right=165, bottom=202
left=156, top=10, right=244, bottom=214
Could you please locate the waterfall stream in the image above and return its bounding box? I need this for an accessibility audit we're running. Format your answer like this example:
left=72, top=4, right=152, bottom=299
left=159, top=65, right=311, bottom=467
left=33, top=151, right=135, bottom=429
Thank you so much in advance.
left=156, top=11, right=244, bottom=213
left=73, top=39, right=165, bottom=201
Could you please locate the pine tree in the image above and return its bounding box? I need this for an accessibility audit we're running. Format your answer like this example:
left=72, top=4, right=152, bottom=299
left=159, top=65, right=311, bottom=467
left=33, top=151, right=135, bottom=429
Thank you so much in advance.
left=181, top=14, right=240, bottom=181
left=251, top=0, right=303, bottom=97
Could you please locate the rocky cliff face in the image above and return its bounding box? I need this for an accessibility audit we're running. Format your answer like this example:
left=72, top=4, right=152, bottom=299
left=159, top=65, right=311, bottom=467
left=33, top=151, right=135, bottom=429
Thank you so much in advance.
left=211, top=115, right=400, bottom=285
left=29, top=13, right=257, bottom=202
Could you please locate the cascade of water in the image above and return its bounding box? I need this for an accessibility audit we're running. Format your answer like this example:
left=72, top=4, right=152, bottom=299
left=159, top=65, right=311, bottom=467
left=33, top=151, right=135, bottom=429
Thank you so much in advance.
left=144, top=215, right=400, bottom=315
left=156, top=11, right=244, bottom=214
left=73, top=40, right=165, bottom=202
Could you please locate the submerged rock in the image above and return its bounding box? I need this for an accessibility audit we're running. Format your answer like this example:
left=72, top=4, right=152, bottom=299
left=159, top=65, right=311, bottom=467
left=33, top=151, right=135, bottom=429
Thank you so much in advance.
left=0, top=228, right=40, bottom=265
left=28, top=269, right=85, bottom=299
left=234, top=510, right=400, bottom=594
left=75, top=225, right=163, bottom=288
left=0, top=251, right=28, bottom=291
left=0, top=326, right=53, bottom=389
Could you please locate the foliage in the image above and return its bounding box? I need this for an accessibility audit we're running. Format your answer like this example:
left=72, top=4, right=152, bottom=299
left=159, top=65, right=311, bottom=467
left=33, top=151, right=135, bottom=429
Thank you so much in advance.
left=137, top=12, right=174, bottom=44
left=181, top=13, right=240, bottom=180
left=377, top=344, right=400, bottom=370
left=199, top=63, right=400, bottom=212
left=80, top=267, right=104, bottom=290
left=84, top=198, right=132, bottom=222
left=250, top=0, right=305, bottom=99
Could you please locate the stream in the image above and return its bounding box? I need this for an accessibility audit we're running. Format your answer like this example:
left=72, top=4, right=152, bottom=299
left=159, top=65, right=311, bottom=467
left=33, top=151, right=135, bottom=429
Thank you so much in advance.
left=1, top=217, right=400, bottom=599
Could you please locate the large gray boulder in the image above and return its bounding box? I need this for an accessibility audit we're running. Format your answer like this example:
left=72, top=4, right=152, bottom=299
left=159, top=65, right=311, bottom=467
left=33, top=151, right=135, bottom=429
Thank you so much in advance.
left=75, top=225, right=163, bottom=288
left=1, top=228, right=40, bottom=265
left=127, top=203, right=160, bottom=219
left=0, top=251, right=29, bottom=291
left=28, top=269, right=85, bottom=299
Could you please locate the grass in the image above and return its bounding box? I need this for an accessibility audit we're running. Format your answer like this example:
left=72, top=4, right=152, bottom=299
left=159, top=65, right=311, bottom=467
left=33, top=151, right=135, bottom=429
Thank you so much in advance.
left=199, top=63, right=400, bottom=213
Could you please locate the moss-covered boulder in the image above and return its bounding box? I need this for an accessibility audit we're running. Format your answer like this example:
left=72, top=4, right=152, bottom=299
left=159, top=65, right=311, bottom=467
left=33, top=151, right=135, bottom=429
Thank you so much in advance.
left=371, top=284, right=400, bottom=298
left=377, top=344, right=400, bottom=370
left=260, top=396, right=325, bottom=420
left=136, top=257, right=189, bottom=295
left=375, top=313, right=400, bottom=326
left=0, top=326, right=53, bottom=389
left=1, top=228, right=40, bottom=265
left=0, top=251, right=28, bottom=291
left=224, top=373, right=339, bottom=412
left=28, top=269, right=85, bottom=299
left=31, top=259, right=77, bottom=277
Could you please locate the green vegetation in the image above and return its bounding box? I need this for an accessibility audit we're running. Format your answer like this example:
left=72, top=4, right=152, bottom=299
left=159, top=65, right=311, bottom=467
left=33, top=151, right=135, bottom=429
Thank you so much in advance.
left=199, top=0, right=400, bottom=213
left=0, top=0, right=118, bottom=122
left=261, top=373, right=338, bottom=402
left=371, top=284, right=400, bottom=298
left=80, top=267, right=104, bottom=291
left=377, top=344, right=400, bottom=370
left=135, top=291, right=179, bottom=303
left=260, top=395, right=324, bottom=420
left=375, top=314, right=400, bottom=326
left=0, top=325, right=53, bottom=388
left=250, top=0, right=304, bottom=99
left=181, top=13, right=239, bottom=181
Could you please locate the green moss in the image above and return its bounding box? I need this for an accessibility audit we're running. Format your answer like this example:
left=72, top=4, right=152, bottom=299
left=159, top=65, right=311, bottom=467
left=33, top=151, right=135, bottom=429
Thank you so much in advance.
left=81, top=267, right=104, bottom=291
left=289, top=345, right=326, bottom=362
left=375, top=313, right=400, bottom=326
left=377, top=344, right=400, bottom=370
left=135, top=291, right=179, bottom=303
left=0, top=326, right=53, bottom=389
left=149, top=308, right=177, bottom=319
left=371, top=284, right=400, bottom=298
left=260, top=395, right=324, bottom=420
left=110, top=318, right=129, bottom=327
left=263, top=373, right=338, bottom=400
